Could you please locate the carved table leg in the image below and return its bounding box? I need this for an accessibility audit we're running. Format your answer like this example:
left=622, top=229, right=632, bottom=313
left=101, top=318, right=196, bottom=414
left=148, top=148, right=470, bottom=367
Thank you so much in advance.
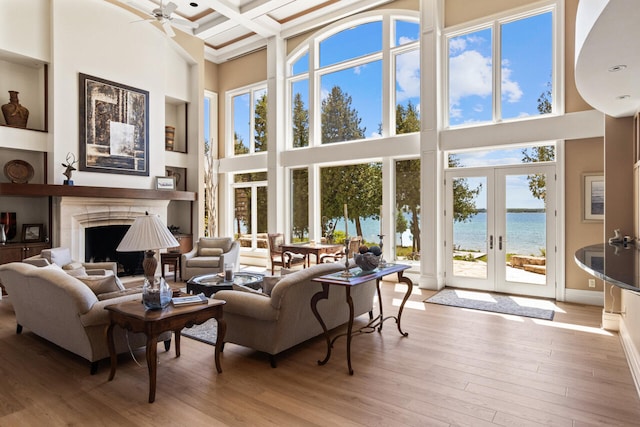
left=310, top=283, right=331, bottom=365
left=215, top=317, right=226, bottom=373
left=345, top=287, right=355, bottom=375
left=107, top=323, right=117, bottom=381
left=395, top=272, right=413, bottom=337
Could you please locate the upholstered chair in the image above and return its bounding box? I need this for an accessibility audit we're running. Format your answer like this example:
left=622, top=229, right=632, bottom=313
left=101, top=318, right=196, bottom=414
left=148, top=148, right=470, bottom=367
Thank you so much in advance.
left=181, top=237, right=240, bottom=281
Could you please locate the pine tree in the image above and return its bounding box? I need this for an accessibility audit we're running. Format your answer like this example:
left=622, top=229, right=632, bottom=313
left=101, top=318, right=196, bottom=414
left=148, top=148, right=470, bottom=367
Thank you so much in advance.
left=254, top=92, right=268, bottom=152
left=292, top=93, right=309, bottom=148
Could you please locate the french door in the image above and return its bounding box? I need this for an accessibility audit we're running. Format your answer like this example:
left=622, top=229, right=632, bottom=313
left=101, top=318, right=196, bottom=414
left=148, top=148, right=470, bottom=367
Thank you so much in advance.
left=444, top=164, right=556, bottom=298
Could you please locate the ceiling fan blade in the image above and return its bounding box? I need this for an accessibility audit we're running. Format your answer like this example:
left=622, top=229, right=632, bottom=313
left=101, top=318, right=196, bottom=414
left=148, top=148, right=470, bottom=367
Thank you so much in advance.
left=163, top=21, right=176, bottom=37
left=164, top=2, right=178, bottom=16
left=171, top=17, right=199, bottom=29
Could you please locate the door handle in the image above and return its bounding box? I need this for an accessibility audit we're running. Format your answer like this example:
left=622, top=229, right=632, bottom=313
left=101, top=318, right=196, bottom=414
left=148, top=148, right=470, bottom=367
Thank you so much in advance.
left=499, top=236, right=503, bottom=250
left=489, top=235, right=493, bottom=250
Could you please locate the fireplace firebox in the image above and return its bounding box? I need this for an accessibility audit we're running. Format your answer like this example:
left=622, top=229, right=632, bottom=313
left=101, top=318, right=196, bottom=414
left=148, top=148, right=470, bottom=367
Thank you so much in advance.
left=85, top=225, right=143, bottom=276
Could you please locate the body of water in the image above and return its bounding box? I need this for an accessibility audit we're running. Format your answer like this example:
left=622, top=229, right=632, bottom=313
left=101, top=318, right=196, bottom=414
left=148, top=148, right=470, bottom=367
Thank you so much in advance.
left=453, top=211, right=546, bottom=256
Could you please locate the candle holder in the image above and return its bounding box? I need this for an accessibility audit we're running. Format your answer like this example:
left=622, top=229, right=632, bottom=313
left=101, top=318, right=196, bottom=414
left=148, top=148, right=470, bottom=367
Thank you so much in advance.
left=377, top=234, right=387, bottom=268
left=340, top=235, right=354, bottom=277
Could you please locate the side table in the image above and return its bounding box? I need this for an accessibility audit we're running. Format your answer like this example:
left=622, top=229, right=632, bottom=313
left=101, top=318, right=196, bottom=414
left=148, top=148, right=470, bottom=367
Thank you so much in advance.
left=106, top=298, right=226, bottom=403
left=161, top=252, right=181, bottom=282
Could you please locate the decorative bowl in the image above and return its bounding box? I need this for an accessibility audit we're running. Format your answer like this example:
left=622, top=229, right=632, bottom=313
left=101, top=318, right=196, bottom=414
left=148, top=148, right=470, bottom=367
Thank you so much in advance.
left=355, top=252, right=380, bottom=272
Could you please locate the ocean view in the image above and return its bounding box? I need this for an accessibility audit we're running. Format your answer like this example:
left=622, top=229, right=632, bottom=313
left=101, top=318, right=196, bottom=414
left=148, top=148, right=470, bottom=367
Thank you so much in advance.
left=453, top=211, right=546, bottom=256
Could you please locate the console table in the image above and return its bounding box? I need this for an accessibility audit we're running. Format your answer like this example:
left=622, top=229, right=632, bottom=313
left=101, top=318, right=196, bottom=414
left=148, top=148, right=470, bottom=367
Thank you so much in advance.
left=311, top=263, right=413, bottom=375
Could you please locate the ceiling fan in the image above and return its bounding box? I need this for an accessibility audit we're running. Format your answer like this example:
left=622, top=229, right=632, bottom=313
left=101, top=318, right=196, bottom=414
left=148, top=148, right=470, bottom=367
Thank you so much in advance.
left=127, top=1, right=199, bottom=37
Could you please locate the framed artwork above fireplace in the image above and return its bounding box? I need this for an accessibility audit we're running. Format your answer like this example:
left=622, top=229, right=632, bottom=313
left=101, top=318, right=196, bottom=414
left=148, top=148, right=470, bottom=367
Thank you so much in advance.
left=78, top=73, right=149, bottom=176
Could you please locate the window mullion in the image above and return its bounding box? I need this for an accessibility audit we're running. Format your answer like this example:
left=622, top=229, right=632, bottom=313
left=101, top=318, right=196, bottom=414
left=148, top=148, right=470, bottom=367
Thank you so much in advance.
left=382, top=15, right=392, bottom=138
left=493, top=21, right=501, bottom=123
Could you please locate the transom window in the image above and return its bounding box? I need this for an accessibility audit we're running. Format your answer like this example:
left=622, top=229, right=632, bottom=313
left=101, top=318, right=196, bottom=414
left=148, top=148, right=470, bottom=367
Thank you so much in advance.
left=287, top=13, right=420, bottom=148
left=446, top=5, right=556, bottom=127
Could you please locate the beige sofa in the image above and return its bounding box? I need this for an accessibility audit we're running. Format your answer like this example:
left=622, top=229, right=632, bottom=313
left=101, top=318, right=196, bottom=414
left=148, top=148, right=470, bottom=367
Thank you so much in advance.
left=213, top=260, right=377, bottom=367
left=0, top=262, right=171, bottom=374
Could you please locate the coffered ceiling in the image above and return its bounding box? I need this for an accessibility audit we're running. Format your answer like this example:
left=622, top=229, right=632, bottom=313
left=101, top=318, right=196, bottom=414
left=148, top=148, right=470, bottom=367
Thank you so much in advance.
left=121, top=0, right=393, bottom=63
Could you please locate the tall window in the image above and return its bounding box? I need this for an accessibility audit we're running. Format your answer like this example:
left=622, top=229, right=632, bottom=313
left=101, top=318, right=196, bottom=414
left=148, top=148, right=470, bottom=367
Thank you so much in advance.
left=287, top=14, right=420, bottom=147
left=290, top=169, right=309, bottom=242
left=229, top=85, right=268, bottom=155
left=446, top=7, right=555, bottom=127
left=233, top=172, right=268, bottom=250
left=395, top=159, right=421, bottom=262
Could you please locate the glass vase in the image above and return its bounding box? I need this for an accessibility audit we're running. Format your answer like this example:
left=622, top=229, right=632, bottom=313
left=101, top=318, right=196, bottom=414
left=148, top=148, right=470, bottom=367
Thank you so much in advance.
left=142, top=277, right=172, bottom=310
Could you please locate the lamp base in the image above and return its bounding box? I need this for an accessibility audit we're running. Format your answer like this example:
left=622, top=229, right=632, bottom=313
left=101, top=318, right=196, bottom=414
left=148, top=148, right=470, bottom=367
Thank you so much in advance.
left=142, top=277, right=172, bottom=310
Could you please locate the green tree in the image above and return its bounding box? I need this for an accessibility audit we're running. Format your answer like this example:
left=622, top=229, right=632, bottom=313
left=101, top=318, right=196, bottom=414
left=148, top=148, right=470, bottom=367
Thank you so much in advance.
left=395, top=103, right=422, bottom=253
left=321, top=86, right=365, bottom=143
left=450, top=156, right=482, bottom=223
left=254, top=92, right=268, bottom=152
left=234, top=132, right=249, bottom=155
left=521, top=79, right=555, bottom=201
left=319, top=85, right=380, bottom=240
left=291, top=169, right=309, bottom=241
left=395, top=210, right=408, bottom=247
left=292, top=93, right=309, bottom=148
left=396, top=100, right=420, bottom=135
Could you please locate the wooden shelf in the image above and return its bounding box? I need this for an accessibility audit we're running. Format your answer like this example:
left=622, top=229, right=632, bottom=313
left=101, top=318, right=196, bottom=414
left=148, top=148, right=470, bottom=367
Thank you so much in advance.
left=0, top=183, right=197, bottom=201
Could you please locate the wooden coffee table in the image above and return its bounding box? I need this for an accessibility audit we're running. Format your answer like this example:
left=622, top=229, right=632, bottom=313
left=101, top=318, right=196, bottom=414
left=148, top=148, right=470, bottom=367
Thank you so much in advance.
left=106, top=298, right=226, bottom=403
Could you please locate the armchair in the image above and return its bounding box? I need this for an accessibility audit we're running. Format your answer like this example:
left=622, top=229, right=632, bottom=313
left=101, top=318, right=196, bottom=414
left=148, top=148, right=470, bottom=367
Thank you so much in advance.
left=181, top=237, right=240, bottom=281
left=320, top=236, right=363, bottom=263
left=267, top=233, right=306, bottom=275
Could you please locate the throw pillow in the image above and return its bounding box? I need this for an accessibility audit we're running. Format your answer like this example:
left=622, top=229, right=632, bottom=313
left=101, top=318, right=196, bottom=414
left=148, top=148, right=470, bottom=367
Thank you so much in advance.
left=63, top=262, right=84, bottom=271
left=97, top=287, right=144, bottom=301
left=199, top=247, right=224, bottom=257
left=232, top=282, right=268, bottom=297
left=261, top=275, right=281, bottom=296
left=77, top=275, right=124, bottom=296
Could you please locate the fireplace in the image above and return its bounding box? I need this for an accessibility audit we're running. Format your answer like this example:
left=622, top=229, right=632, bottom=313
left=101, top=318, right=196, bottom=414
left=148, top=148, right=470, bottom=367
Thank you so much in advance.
left=54, top=197, right=170, bottom=275
left=85, top=225, right=144, bottom=276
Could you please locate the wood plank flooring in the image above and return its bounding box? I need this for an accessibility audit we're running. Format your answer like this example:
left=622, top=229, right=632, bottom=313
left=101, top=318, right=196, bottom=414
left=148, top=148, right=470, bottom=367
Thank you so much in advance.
left=0, top=281, right=638, bottom=426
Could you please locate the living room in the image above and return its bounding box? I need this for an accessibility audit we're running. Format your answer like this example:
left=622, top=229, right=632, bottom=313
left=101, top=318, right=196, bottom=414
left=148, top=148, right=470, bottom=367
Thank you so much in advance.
left=1, top=0, right=640, bottom=424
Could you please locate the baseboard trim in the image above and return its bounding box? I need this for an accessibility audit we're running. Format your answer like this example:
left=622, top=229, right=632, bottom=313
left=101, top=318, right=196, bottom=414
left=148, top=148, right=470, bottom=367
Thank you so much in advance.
left=619, top=319, right=640, bottom=398
left=564, top=288, right=603, bottom=306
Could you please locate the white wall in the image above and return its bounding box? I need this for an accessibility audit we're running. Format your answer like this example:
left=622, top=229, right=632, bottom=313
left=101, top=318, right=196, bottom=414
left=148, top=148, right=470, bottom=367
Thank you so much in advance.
left=50, top=0, right=194, bottom=187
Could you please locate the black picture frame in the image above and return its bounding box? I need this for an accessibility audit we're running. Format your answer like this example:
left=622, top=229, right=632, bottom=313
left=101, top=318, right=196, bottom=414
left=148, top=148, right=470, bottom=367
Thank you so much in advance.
left=78, top=73, right=149, bottom=176
left=22, top=224, right=43, bottom=242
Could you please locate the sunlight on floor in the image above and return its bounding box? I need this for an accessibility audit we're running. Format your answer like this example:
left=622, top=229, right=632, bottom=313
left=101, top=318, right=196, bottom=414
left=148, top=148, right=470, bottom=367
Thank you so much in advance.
left=510, top=295, right=566, bottom=313
left=532, top=318, right=614, bottom=336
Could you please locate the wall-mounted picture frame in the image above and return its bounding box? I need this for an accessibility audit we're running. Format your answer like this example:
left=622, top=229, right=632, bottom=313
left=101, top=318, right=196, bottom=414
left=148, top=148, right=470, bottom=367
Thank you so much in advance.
left=78, top=73, right=149, bottom=176
left=22, top=224, right=43, bottom=242
left=156, top=176, right=176, bottom=191
left=583, top=173, right=604, bottom=222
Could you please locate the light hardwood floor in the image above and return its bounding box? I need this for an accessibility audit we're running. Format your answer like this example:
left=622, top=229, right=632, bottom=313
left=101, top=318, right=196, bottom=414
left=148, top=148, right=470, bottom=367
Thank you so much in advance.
left=1, top=280, right=639, bottom=426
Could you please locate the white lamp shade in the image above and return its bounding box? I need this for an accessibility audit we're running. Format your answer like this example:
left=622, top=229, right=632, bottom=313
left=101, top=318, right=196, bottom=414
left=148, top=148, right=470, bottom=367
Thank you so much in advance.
left=116, top=213, right=179, bottom=252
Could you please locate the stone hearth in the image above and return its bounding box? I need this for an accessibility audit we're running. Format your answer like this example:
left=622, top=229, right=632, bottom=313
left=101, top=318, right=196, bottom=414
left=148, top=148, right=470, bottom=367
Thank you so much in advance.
left=53, top=197, right=170, bottom=266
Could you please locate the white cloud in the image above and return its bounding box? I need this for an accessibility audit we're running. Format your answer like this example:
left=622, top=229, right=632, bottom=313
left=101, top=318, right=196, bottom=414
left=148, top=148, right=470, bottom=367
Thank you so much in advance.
left=398, top=35, right=418, bottom=45
left=396, top=49, right=420, bottom=102
left=449, top=49, right=523, bottom=113
left=449, top=37, right=467, bottom=54
left=449, top=50, right=492, bottom=105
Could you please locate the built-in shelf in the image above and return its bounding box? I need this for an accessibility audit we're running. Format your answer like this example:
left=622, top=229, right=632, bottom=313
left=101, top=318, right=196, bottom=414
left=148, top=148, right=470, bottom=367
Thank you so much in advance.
left=0, top=183, right=196, bottom=201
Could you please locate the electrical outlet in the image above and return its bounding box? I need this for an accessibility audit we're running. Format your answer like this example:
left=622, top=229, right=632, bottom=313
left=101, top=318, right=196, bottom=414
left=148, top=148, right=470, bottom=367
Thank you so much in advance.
left=588, top=279, right=596, bottom=288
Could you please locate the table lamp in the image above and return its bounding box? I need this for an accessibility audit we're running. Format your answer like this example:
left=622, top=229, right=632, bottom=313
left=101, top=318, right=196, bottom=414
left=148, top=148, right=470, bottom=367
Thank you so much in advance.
left=116, top=212, right=179, bottom=309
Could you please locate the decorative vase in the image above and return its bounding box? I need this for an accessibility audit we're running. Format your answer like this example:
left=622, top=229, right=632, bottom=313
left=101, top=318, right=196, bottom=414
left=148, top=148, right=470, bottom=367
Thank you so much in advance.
left=0, top=224, right=6, bottom=245
left=0, top=212, right=17, bottom=241
left=1, top=91, right=29, bottom=128
left=165, top=126, right=175, bottom=151
left=142, top=277, right=172, bottom=310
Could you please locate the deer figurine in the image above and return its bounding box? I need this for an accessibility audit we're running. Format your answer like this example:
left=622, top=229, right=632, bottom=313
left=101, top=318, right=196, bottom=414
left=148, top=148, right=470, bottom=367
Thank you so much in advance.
left=62, top=152, right=78, bottom=185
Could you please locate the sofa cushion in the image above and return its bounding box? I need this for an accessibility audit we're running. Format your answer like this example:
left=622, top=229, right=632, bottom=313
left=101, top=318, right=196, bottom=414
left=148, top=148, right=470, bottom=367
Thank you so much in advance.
left=63, top=262, right=84, bottom=271
left=41, top=247, right=73, bottom=267
left=77, top=275, right=124, bottom=296
left=199, top=247, right=224, bottom=257
left=199, top=237, right=233, bottom=253
left=187, top=257, right=221, bottom=268
left=97, top=287, right=144, bottom=301
left=65, top=266, right=87, bottom=277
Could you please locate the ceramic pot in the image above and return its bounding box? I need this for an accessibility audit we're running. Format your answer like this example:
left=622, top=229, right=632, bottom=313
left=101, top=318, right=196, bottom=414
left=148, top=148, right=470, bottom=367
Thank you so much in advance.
left=1, top=91, right=29, bottom=128
left=165, top=126, right=175, bottom=151
left=0, top=212, right=17, bottom=241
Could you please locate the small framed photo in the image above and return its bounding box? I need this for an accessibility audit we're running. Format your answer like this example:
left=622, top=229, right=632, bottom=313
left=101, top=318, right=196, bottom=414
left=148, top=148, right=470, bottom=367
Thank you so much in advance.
left=156, top=176, right=176, bottom=190
left=22, top=224, right=43, bottom=242
left=583, top=173, right=604, bottom=222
